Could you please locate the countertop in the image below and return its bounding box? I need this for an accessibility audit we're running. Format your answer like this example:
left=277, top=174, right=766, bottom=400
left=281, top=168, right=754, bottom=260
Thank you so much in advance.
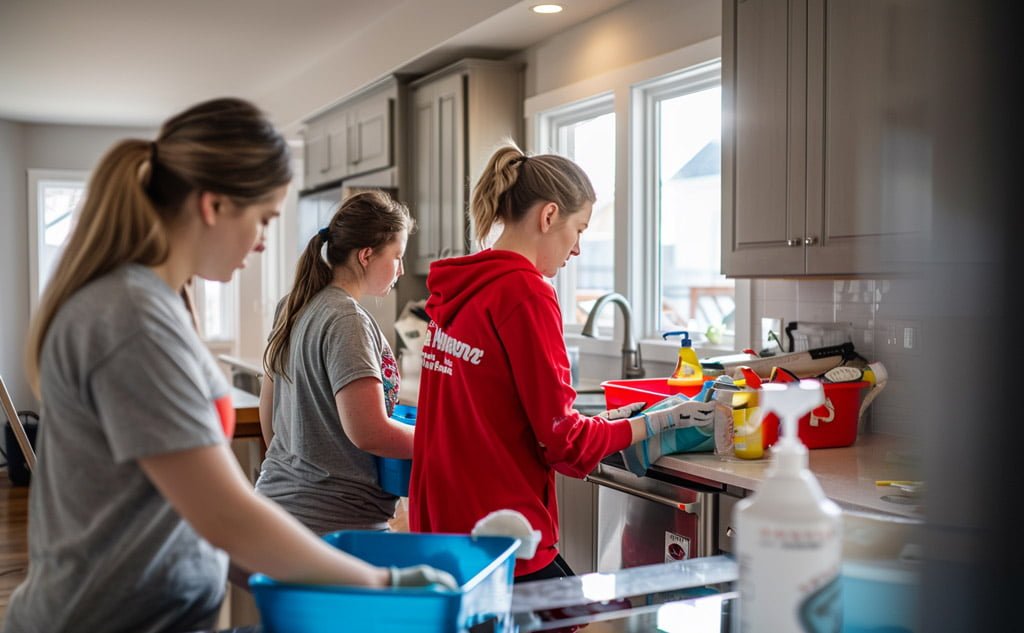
left=653, top=432, right=923, bottom=518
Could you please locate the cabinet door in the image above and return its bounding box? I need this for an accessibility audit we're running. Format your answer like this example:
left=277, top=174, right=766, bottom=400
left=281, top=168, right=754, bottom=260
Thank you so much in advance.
left=350, top=90, right=392, bottom=176
left=411, top=73, right=466, bottom=274
left=434, top=73, right=467, bottom=261
left=325, top=111, right=350, bottom=183
left=722, top=0, right=807, bottom=276
left=805, top=0, right=929, bottom=275
left=412, top=86, right=441, bottom=274
left=303, top=121, right=330, bottom=189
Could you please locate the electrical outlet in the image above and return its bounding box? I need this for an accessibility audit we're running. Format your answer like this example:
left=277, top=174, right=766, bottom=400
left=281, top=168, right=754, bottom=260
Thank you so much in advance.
left=760, top=317, right=783, bottom=353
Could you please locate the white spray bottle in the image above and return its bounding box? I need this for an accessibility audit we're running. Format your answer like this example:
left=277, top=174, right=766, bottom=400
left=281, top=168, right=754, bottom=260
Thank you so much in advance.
left=733, top=380, right=843, bottom=632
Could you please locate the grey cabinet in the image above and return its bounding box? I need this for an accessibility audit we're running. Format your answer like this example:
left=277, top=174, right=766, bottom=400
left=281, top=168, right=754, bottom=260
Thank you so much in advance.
left=722, top=0, right=928, bottom=276
left=555, top=473, right=597, bottom=575
left=303, top=78, right=395, bottom=190
left=409, top=59, right=522, bottom=275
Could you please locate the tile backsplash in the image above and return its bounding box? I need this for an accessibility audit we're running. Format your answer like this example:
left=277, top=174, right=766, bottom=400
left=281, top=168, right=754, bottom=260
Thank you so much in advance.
left=753, top=278, right=927, bottom=438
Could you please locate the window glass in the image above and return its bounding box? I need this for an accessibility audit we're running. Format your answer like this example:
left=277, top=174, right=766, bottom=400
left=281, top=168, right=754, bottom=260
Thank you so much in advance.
left=656, top=84, right=734, bottom=339
left=37, top=180, right=85, bottom=297
left=553, top=111, right=616, bottom=327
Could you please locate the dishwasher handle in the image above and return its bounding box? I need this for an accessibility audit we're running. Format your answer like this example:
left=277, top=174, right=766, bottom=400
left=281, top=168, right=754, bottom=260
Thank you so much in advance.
left=586, top=472, right=703, bottom=514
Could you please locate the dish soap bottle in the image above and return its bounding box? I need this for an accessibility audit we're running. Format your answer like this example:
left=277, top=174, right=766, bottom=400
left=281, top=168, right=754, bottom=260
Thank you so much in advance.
left=663, top=330, right=703, bottom=388
left=733, top=380, right=842, bottom=633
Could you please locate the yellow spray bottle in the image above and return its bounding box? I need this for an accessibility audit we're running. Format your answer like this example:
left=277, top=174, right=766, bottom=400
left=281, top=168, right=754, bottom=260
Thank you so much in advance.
left=663, top=330, right=704, bottom=388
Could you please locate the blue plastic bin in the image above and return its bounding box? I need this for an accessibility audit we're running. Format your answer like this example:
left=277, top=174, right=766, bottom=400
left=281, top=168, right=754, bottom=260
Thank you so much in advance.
left=250, top=531, right=520, bottom=633
left=377, top=404, right=416, bottom=496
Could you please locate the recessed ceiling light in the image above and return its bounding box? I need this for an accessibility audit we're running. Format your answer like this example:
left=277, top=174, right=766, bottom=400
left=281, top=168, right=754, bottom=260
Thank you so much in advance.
left=532, top=4, right=564, bottom=14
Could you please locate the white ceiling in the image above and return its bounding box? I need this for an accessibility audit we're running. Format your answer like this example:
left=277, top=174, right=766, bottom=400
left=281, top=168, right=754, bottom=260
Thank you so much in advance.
left=0, top=0, right=629, bottom=132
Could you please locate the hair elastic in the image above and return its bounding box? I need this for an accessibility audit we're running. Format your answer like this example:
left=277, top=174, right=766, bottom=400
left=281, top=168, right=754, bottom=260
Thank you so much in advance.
left=318, top=227, right=329, bottom=243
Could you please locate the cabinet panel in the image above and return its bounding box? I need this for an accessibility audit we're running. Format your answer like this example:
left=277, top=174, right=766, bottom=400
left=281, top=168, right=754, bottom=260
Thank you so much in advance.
left=724, top=0, right=928, bottom=277
left=350, top=90, right=392, bottom=176
left=413, top=94, right=440, bottom=270
left=436, top=74, right=466, bottom=260
left=806, top=0, right=928, bottom=274
left=325, top=113, right=350, bottom=183
left=723, top=0, right=806, bottom=276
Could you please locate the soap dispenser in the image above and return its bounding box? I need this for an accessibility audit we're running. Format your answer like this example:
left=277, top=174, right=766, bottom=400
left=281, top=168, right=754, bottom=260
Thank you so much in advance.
left=662, top=330, right=704, bottom=388
left=733, top=380, right=843, bottom=632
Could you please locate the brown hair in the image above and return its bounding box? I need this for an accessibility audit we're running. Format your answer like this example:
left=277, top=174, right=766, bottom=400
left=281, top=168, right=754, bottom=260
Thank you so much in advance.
left=26, top=97, right=292, bottom=395
left=470, top=142, right=596, bottom=247
left=263, top=190, right=414, bottom=380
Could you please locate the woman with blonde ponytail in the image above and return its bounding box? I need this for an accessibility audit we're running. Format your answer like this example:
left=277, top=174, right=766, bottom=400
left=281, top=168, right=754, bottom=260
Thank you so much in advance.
left=256, top=190, right=415, bottom=535
left=408, top=143, right=708, bottom=583
left=4, top=99, right=453, bottom=633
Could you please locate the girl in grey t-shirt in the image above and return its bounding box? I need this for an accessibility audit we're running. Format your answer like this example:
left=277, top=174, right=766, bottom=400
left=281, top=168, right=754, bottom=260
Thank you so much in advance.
left=257, top=191, right=416, bottom=534
left=3, top=99, right=452, bottom=633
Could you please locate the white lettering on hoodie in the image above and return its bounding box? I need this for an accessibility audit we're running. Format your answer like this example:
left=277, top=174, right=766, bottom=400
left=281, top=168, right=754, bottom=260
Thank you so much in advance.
left=422, top=324, right=485, bottom=377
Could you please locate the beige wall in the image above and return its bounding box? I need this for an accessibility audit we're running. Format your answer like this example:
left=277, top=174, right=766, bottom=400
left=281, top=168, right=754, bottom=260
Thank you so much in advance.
left=518, top=0, right=720, bottom=98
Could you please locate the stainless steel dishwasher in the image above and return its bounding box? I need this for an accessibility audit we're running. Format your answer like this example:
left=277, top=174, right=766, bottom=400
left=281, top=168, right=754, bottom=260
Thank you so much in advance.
left=587, top=454, right=720, bottom=572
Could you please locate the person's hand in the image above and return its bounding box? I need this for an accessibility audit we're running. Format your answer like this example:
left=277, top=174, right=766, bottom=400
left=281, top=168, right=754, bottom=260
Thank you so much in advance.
left=597, top=401, right=645, bottom=421
left=637, top=399, right=715, bottom=438
left=390, top=564, right=459, bottom=590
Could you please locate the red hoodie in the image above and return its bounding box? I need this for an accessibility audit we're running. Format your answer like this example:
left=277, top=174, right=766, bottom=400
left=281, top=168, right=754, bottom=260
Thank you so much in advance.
left=408, top=249, right=633, bottom=576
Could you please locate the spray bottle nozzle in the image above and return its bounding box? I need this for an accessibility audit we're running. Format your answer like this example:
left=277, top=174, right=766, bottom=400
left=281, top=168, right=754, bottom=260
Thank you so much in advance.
left=759, top=380, right=824, bottom=472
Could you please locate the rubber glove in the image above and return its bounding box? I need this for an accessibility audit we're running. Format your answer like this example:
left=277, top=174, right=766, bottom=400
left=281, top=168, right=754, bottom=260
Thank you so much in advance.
left=597, top=401, right=646, bottom=420
left=389, top=564, right=459, bottom=590
left=636, top=397, right=715, bottom=438
left=620, top=397, right=715, bottom=476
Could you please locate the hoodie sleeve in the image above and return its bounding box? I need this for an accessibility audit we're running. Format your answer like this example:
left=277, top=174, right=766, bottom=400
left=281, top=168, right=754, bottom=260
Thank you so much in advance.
left=495, top=289, right=633, bottom=478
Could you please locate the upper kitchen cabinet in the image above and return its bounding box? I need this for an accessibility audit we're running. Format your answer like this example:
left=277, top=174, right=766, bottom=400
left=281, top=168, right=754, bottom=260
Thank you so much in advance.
left=302, top=77, right=396, bottom=191
left=722, top=0, right=929, bottom=276
left=409, top=59, right=522, bottom=275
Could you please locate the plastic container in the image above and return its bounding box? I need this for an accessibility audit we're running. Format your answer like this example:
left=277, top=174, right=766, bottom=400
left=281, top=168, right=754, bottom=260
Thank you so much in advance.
left=250, top=531, right=520, bottom=633
left=376, top=404, right=416, bottom=497
left=760, top=380, right=869, bottom=449
left=662, top=330, right=704, bottom=388
left=601, top=378, right=714, bottom=454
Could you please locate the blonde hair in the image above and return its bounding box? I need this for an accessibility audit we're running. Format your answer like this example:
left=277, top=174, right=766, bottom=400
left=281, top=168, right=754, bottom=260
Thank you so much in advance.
left=263, top=190, right=414, bottom=381
left=470, top=142, right=596, bottom=247
left=26, top=97, right=291, bottom=395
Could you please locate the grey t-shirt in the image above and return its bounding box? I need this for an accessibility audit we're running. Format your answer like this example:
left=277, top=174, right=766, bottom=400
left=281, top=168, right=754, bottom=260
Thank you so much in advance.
left=2, top=265, right=229, bottom=633
left=255, top=286, right=399, bottom=534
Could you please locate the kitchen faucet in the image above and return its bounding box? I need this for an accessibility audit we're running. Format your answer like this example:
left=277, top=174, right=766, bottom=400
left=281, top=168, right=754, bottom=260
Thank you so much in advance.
left=581, top=292, right=645, bottom=380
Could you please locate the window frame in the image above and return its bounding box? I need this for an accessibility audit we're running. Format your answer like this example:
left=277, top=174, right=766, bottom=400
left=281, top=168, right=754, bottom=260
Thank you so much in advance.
left=537, top=92, right=616, bottom=335
left=524, top=37, right=751, bottom=367
left=633, top=60, right=732, bottom=345
left=27, top=169, right=88, bottom=315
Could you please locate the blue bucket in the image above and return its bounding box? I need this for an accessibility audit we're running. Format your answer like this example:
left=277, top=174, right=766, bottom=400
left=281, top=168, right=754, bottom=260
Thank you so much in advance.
left=250, top=530, right=520, bottom=633
left=377, top=404, right=416, bottom=497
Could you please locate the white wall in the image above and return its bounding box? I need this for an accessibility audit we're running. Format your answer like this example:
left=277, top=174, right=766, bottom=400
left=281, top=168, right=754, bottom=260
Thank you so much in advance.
left=0, top=122, right=154, bottom=409
left=0, top=120, right=30, bottom=409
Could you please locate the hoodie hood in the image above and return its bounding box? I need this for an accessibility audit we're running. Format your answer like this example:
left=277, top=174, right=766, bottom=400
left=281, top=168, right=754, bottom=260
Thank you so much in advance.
left=425, top=249, right=541, bottom=328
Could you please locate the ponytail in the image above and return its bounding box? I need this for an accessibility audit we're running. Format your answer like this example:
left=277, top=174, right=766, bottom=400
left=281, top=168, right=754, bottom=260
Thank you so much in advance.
left=470, top=141, right=596, bottom=248
left=26, top=140, right=168, bottom=395
left=263, top=232, right=334, bottom=380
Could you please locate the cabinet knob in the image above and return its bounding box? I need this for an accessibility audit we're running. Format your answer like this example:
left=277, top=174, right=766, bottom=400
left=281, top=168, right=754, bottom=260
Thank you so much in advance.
left=804, top=236, right=819, bottom=246
left=786, top=238, right=802, bottom=247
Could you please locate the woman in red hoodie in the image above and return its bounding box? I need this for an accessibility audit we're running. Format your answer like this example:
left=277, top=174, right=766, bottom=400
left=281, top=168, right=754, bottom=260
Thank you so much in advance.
left=408, top=143, right=713, bottom=581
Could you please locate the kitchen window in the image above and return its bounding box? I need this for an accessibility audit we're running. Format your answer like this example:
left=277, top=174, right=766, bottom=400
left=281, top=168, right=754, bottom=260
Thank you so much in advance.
left=538, top=95, right=616, bottom=331
left=526, top=38, right=750, bottom=364
left=27, top=169, right=87, bottom=313
left=634, top=61, right=735, bottom=343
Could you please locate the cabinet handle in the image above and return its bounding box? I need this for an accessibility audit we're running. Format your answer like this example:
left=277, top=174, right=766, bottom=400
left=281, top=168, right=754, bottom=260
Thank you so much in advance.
left=586, top=472, right=703, bottom=514
left=804, top=236, right=819, bottom=246
left=786, top=238, right=802, bottom=247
